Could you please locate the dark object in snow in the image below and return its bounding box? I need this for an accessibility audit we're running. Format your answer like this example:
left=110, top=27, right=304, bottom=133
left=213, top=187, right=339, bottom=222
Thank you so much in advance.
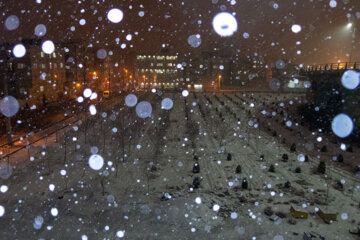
left=282, top=154, right=289, bottom=162
left=354, top=166, right=360, bottom=175
left=194, top=155, right=199, bottom=161
left=290, top=143, right=296, bottom=152
left=227, top=153, right=232, bottom=161
left=304, top=155, right=309, bottom=162
left=290, top=206, right=308, bottom=219
left=335, top=180, right=344, bottom=190
left=161, top=192, right=172, bottom=201
left=320, top=146, right=327, bottom=152
left=151, top=165, right=157, bottom=172
left=58, top=195, right=64, bottom=199
left=337, top=154, right=343, bottom=163
left=192, top=177, right=201, bottom=189
left=242, top=178, right=248, bottom=189
left=276, top=211, right=287, bottom=219
left=303, top=231, right=325, bottom=240
left=316, top=208, right=337, bottom=224
left=282, top=138, right=286, bottom=144
left=295, top=167, right=301, bottom=173
left=347, top=145, right=353, bottom=152
left=349, top=223, right=360, bottom=236
left=269, top=164, right=275, bottom=173
left=260, top=155, right=264, bottom=161
left=264, top=206, right=273, bottom=216
left=284, top=181, right=291, bottom=188
left=192, top=163, right=200, bottom=174
left=235, top=165, right=242, bottom=174
left=272, top=131, right=277, bottom=137
left=317, top=161, right=326, bottom=174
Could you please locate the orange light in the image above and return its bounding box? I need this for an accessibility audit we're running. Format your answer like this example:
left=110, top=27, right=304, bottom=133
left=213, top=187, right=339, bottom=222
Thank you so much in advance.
left=54, top=74, right=58, bottom=78
left=76, top=83, right=81, bottom=87
left=93, top=71, right=97, bottom=76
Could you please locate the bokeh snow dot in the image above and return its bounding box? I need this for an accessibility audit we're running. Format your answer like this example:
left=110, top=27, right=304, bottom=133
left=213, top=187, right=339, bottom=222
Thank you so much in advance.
left=331, top=113, right=354, bottom=138
left=0, top=96, right=19, bottom=117
left=212, top=204, right=220, bottom=212
left=0, top=163, right=13, bottom=180
left=83, top=88, right=92, bottom=98
left=5, top=15, right=19, bottom=30
left=116, top=230, right=125, bottom=238
left=0, top=205, right=5, bottom=217
left=212, top=12, right=238, bottom=37
left=50, top=208, right=58, bottom=217
left=88, top=154, right=104, bottom=171
left=96, top=49, right=107, bottom=59
left=136, top=101, right=152, bottom=118
left=107, top=8, right=124, bottom=23
left=341, top=70, right=360, bottom=90
left=42, top=40, right=55, bottom=54
left=161, top=98, right=173, bottom=110
left=182, top=90, right=189, bottom=97
left=89, top=104, right=97, bottom=115
left=34, top=24, right=47, bottom=37
left=187, top=34, right=202, bottom=48
left=125, top=94, right=138, bottom=107
left=13, top=44, right=26, bottom=58
left=291, top=24, right=302, bottom=33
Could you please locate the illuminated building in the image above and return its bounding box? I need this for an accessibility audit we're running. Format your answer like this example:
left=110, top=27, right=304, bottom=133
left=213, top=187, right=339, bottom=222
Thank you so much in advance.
left=0, top=39, right=66, bottom=107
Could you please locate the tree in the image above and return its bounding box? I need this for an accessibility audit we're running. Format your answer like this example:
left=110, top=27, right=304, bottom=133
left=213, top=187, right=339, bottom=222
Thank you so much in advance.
left=337, top=154, right=344, bottom=163
left=282, top=154, right=288, bottom=162
left=192, top=177, right=201, bottom=189
left=269, top=164, right=275, bottom=172
left=192, top=163, right=200, bottom=173
left=242, top=178, right=248, bottom=189
left=290, top=143, right=296, bottom=152
left=284, top=181, right=291, bottom=188
left=236, top=165, right=242, bottom=174
left=317, top=161, right=326, bottom=174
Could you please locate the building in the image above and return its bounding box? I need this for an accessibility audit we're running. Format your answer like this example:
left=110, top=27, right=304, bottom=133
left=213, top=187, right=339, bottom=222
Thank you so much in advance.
left=0, top=39, right=66, bottom=107
left=135, top=50, right=180, bottom=89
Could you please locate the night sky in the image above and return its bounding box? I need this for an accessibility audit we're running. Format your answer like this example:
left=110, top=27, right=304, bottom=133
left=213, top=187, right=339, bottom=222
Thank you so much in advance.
left=1, top=0, right=360, bottom=64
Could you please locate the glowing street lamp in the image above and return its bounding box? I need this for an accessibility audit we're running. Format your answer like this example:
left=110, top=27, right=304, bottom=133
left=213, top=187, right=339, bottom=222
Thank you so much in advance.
left=344, top=22, right=356, bottom=63
left=218, top=75, right=222, bottom=91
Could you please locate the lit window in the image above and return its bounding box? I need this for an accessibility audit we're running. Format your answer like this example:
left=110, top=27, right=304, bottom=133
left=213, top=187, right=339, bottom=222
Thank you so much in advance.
left=40, top=86, right=44, bottom=92
left=41, top=52, right=44, bottom=58
left=17, top=63, right=25, bottom=69
left=60, top=63, right=63, bottom=68
left=53, top=53, right=56, bottom=58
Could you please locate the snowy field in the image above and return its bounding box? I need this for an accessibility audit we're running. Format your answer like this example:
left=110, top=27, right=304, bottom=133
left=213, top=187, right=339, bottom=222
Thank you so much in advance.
left=0, top=91, right=359, bottom=240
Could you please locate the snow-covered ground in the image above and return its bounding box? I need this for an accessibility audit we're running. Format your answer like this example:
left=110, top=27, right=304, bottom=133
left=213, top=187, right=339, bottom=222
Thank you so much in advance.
left=0, top=91, right=359, bottom=240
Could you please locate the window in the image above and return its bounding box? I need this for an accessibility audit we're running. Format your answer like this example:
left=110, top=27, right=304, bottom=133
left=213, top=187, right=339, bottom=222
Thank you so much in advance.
left=40, top=86, right=44, bottom=92
left=17, top=63, right=25, bottom=69
left=41, top=52, right=44, bottom=58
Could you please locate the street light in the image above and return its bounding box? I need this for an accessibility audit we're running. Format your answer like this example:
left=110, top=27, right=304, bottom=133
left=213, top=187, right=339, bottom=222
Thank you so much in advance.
left=218, top=75, right=222, bottom=91
left=346, top=22, right=356, bottom=63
